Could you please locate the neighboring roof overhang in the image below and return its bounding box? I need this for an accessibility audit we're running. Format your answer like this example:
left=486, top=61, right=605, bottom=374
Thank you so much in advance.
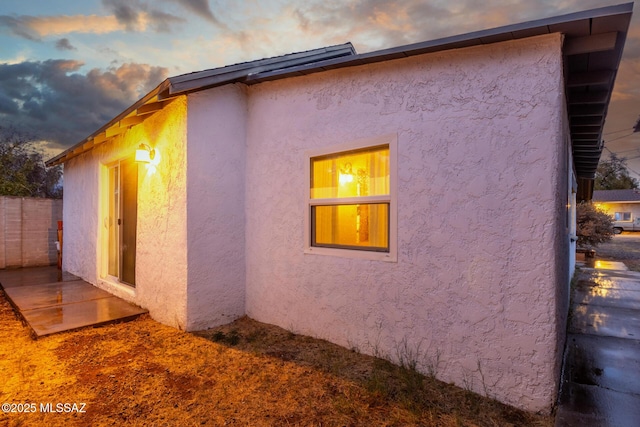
left=47, top=3, right=633, bottom=170
left=593, top=189, right=640, bottom=202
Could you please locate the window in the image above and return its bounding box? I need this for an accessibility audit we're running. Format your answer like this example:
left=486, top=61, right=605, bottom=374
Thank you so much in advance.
left=305, top=135, right=397, bottom=261
left=615, top=212, right=631, bottom=221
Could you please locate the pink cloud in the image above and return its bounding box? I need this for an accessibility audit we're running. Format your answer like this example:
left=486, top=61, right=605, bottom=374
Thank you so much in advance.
left=23, top=14, right=128, bottom=37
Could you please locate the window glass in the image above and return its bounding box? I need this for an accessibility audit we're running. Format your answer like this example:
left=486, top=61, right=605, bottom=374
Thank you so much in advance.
left=309, top=144, right=390, bottom=252
left=311, top=146, right=389, bottom=199
left=312, top=204, right=389, bottom=251
left=615, top=212, right=631, bottom=221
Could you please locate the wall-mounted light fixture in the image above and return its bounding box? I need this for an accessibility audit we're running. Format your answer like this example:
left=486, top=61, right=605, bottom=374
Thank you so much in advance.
left=338, top=162, right=354, bottom=185
left=135, top=143, right=155, bottom=163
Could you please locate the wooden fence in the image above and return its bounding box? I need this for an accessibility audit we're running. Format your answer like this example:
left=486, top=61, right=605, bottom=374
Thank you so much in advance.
left=0, top=196, right=63, bottom=269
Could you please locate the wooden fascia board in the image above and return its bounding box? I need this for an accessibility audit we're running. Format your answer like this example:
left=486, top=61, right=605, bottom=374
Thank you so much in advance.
left=136, top=101, right=165, bottom=115
left=564, top=32, right=618, bottom=55
left=120, top=116, right=144, bottom=127
left=568, top=91, right=609, bottom=104
left=105, top=125, right=127, bottom=138
left=93, top=133, right=108, bottom=144
left=567, top=70, right=614, bottom=87
left=569, top=104, right=606, bottom=117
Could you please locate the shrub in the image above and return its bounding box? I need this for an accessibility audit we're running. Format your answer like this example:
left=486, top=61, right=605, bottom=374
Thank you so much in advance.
left=576, top=202, right=614, bottom=248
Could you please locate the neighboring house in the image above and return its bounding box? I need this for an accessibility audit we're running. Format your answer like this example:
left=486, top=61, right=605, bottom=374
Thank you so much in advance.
left=594, top=189, right=640, bottom=232
left=46, top=4, right=632, bottom=413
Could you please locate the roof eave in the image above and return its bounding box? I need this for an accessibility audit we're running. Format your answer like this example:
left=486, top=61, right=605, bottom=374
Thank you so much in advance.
left=46, top=3, right=633, bottom=173
left=46, top=79, right=172, bottom=166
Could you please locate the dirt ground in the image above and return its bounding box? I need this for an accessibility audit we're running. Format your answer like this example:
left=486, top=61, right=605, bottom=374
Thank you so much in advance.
left=0, top=290, right=552, bottom=427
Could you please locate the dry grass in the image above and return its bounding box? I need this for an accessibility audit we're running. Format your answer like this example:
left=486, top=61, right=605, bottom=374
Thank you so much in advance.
left=0, top=291, right=552, bottom=427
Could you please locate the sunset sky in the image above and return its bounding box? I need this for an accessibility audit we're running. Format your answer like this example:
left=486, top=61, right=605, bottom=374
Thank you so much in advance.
left=1, top=1, right=639, bottom=174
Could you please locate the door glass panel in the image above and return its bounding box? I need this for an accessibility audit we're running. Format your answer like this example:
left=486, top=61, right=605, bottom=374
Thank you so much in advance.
left=120, top=159, right=138, bottom=286
left=108, top=165, right=119, bottom=277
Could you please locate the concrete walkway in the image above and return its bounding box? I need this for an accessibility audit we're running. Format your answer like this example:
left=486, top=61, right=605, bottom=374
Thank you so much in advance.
left=0, top=266, right=147, bottom=338
left=556, top=261, right=640, bottom=426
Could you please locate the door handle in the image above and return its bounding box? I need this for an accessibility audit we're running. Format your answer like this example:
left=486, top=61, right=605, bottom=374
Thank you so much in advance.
left=118, top=218, right=122, bottom=225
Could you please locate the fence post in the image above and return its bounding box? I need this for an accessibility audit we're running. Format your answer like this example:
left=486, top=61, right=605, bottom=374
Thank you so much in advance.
left=57, top=221, right=63, bottom=269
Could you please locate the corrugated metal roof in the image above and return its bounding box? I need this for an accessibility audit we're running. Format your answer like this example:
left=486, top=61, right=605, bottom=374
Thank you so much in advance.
left=47, top=2, right=633, bottom=184
left=593, top=189, right=640, bottom=202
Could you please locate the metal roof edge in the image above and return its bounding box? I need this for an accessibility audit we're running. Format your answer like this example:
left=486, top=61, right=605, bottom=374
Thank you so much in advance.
left=46, top=3, right=634, bottom=166
left=47, top=44, right=358, bottom=166
left=164, top=42, right=357, bottom=96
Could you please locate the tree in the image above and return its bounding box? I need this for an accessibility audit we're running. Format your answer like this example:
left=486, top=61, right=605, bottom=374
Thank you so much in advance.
left=595, top=153, right=639, bottom=190
left=576, top=202, right=614, bottom=248
left=0, top=124, right=62, bottom=198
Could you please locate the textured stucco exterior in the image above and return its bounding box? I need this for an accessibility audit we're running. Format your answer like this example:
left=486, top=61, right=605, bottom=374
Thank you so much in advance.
left=185, top=85, right=247, bottom=330
left=61, top=33, right=574, bottom=413
left=244, top=34, right=568, bottom=412
left=63, top=97, right=190, bottom=328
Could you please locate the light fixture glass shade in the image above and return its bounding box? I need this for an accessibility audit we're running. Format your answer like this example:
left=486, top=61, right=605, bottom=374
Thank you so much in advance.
left=135, top=147, right=151, bottom=163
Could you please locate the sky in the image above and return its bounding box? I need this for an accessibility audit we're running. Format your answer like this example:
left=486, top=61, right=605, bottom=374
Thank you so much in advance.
left=1, top=0, right=640, bottom=174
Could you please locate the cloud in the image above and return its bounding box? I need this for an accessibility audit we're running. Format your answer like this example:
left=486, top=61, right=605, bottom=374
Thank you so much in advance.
left=285, top=0, right=631, bottom=53
left=55, top=38, right=76, bottom=51
left=0, top=2, right=187, bottom=40
left=0, top=14, right=125, bottom=40
left=106, top=0, right=139, bottom=28
left=0, top=15, right=40, bottom=40
left=172, top=0, right=222, bottom=25
left=102, top=0, right=185, bottom=33
left=289, top=0, right=462, bottom=50
left=0, top=60, right=168, bottom=149
left=32, top=14, right=125, bottom=36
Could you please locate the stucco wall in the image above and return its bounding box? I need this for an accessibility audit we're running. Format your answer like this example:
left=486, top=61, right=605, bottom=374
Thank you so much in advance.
left=63, top=152, right=100, bottom=278
left=63, top=97, right=189, bottom=328
left=554, top=104, right=573, bottom=399
left=185, top=84, right=247, bottom=330
left=244, top=34, right=566, bottom=412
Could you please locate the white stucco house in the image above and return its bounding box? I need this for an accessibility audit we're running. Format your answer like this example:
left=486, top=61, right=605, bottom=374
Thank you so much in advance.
left=47, top=4, right=632, bottom=413
left=594, top=188, right=640, bottom=232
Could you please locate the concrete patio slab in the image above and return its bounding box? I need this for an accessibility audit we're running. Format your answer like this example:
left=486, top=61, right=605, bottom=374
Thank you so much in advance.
left=557, top=261, right=640, bottom=426
left=573, top=284, right=640, bottom=311
left=5, top=280, right=113, bottom=311
left=563, top=334, right=640, bottom=395
left=577, top=272, right=640, bottom=292
left=0, top=267, right=147, bottom=338
left=20, top=296, right=148, bottom=337
left=587, top=260, right=629, bottom=271
left=556, top=382, right=640, bottom=426
left=570, top=303, right=640, bottom=339
left=0, top=265, right=79, bottom=288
